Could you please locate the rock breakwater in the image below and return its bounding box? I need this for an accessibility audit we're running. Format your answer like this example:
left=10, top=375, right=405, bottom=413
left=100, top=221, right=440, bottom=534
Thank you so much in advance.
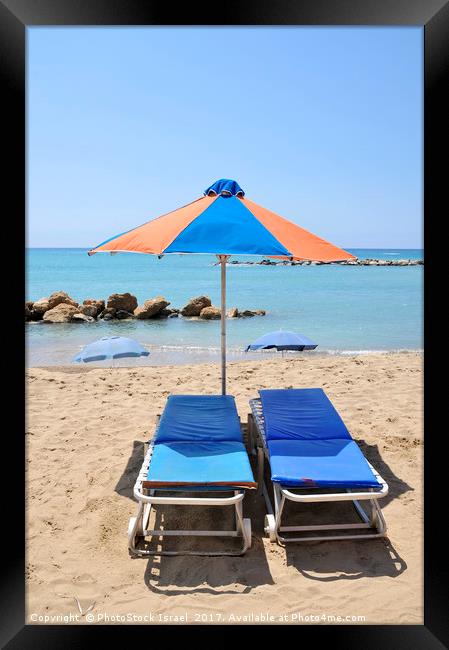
left=25, top=292, right=266, bottom=324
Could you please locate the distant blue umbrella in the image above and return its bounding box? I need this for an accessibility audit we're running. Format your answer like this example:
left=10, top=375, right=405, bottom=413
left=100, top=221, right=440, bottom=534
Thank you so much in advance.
left=73, top=336, right=150, bottom=364
left=245, top=330, right=318, bottom=353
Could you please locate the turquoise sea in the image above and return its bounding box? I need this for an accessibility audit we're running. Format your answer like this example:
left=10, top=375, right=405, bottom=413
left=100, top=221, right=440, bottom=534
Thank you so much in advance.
left=26, top=248, right=423, bottom=366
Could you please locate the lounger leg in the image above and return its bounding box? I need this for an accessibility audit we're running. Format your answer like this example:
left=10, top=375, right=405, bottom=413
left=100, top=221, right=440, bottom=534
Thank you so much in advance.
left=273, top=483, right=286, bottom=542
left=235, top=497, right=244, bottom=529
left=234, top=497, right=252, bottom=552
left=356, top=490, right=387, bottom=535
left=369, top=498, right=387, bottom=534
left=128, top=501, right=145, bottom=553
left=352, top=498, right=370, bottom=524
left=257, top=447, right=264, bottom=496
left=142, top=501, right=152, bottom=532
left=234, top=490, right=242, bottom=533
left=369, top=499, right=379, bottom=529
left=352, top=496, right=386, bottom=534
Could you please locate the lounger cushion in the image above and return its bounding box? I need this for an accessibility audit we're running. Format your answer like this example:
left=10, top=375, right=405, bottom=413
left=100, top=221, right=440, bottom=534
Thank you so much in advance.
left=259, top=388, right=352, bottom=441
left=259, top=388, right=381, bottom=489
left=144, top=441, right=256, bottom=488
left=155, top=395, right=243, bottom=443
left=267, top=439, right=381, bottom=488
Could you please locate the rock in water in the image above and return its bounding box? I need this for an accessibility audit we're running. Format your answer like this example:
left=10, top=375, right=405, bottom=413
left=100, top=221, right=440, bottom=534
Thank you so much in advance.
left=98, top=307, right=116, bottom=320
left=115, top=310, right=134, bottom=320
left=134, top=296, right=170, bottom=319
left=199, top=306, right=221, bottom=320
left=43, top=303, right=79, bottom=323
left=156, top=308, right=174, bottom=318
left=71, top=313, right=95, bottom=323
left=48, top=291, right=79, bottom=310
left=227, top=307, right=239, bottom=318
left=239, top=309, right=266, bottom=317
left=181, top=295, right=211, bottom=317
left=161, top=308, right=180, bottom=318
left=32, top=297, right=50, bottom=316
left=80, top=299, right=105, bottom=318
left=106, top=293, right=138, bottom=312
left=25, top=301, right=35, bottom=321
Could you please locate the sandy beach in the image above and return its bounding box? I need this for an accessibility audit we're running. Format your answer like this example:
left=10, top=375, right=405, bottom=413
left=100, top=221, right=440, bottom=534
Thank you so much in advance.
left=26, top=351, right=423, bottom=625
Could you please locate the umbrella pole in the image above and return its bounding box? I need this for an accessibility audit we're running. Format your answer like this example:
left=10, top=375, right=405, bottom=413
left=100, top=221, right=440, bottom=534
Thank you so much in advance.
left=219, top=255, right=229, bottom=395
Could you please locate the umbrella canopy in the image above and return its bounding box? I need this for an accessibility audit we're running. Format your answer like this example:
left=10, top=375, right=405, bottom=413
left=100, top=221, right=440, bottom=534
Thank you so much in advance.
left=73, top=336, right=149, bottom=363
left=245, top=330, right=318, bottom=352
left=88, top=179, right=354, bottom=392
left=89, top=179, right=355, bottom=262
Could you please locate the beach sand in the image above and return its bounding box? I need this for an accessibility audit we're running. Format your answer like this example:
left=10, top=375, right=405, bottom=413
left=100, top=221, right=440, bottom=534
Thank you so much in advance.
left=26, top=351, right=423, bottom=625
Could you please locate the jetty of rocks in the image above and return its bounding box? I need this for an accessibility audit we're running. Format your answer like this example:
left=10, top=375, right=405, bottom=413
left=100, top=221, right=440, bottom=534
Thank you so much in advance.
left=220, top=258, right=423, bottom=267
left=25, top=292, right=266, bottom=323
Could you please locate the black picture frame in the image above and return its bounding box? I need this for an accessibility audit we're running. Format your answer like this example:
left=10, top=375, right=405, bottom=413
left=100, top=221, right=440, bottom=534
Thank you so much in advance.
left=2, top=0, right=447, bottom=646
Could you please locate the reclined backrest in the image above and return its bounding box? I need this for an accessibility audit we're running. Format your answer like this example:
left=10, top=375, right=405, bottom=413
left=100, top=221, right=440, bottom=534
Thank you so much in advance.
left=259, top=388, right=352, bottom=441
left=155, top=394, right=243, bottom=443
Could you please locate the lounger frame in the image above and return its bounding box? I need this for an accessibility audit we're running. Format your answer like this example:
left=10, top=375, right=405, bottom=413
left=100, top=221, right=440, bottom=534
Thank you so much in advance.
left=248, top=399, right=388, bottom=544
left=128, top=418, right=252, bottom=557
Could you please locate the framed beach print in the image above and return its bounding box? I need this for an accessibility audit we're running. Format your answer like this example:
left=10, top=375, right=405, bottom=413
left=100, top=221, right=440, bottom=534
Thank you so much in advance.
left=3, top=0, right=447, bottom=646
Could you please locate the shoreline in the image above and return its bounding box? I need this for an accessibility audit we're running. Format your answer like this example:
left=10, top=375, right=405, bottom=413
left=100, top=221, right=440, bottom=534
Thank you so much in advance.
left=27, top=348, right=423, bottom=370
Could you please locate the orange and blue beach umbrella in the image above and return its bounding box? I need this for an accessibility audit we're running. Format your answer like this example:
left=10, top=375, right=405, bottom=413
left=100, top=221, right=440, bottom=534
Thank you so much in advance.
left=89, top=179, right=355, bottom=392
left=89, top=179, right=354, bottom=262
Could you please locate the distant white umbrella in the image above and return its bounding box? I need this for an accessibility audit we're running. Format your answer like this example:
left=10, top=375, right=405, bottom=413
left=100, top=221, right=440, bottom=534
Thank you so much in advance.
left=73, top=336, right=149, bottom=366
left=246, top=330, right=318, bottom=357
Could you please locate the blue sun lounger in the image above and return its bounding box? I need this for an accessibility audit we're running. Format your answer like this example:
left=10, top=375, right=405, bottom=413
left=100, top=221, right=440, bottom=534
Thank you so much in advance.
left=128, top=395, right=256, bottom=556
left=248, top=388, right=388, bottom=544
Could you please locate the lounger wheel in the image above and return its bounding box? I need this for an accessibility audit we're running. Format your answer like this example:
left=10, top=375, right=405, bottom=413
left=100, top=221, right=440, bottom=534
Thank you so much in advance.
left=243, top=518, right=252, bottom=549
left=264, top=514, right=276, bottom=542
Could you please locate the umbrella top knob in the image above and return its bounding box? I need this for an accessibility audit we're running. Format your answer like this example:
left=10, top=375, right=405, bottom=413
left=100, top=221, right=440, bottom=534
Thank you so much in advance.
left=204, top=179, right=245, bottom=198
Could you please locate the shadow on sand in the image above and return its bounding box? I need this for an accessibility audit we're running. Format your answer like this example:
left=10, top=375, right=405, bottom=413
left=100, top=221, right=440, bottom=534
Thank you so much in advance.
left=140, top=463, right=276, bottom=595
left=142, top=504, right=275, bottom=596
left=284, top=538, right=406, bottom=582
left=357, top=439, right=414, bottom=508
left=114, top=439, right=146, bottom=499
left=281, top=438, right=411, bottom=581
left=115, top=431, right=411, bottom=593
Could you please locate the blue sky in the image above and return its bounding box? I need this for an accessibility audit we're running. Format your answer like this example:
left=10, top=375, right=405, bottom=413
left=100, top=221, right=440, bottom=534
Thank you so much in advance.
left=27, top=27, right=423, bottom=248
